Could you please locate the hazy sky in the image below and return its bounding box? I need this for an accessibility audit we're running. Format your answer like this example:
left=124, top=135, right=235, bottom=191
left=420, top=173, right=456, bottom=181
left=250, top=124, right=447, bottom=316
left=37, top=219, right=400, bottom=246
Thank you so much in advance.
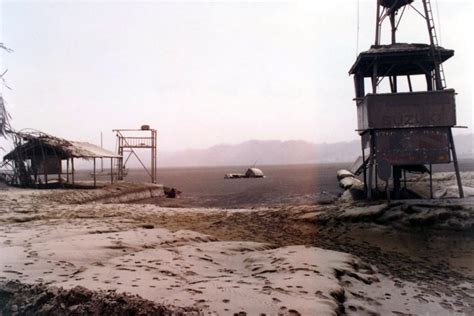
left=0, top=0, right=472, bottom=153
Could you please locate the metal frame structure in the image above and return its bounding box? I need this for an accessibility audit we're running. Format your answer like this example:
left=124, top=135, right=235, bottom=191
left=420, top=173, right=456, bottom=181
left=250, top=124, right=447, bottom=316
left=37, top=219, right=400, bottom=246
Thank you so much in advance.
left=350, top=0, right=464, bottom=200
left=114, top=127, right=157, bottom=183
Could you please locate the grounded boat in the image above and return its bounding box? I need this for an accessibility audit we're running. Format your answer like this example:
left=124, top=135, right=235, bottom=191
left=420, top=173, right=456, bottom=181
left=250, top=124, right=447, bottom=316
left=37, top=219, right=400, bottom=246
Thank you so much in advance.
left=224, top=167, right=265, bottom=179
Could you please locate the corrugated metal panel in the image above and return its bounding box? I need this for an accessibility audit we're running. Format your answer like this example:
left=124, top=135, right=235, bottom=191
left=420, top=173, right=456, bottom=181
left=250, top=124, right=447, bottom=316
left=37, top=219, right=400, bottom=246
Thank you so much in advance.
left=358, top=89, right=456, bottom=130
left=375, top=128, right=451, bottom=165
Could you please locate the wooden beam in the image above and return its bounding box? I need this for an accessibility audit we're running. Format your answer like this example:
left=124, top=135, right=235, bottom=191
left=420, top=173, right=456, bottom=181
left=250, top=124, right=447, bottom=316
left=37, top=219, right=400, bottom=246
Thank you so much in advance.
left=58, top=159, right=62, bottom=185
left=71, top=158, right=75, bottom=185
left=110, top=158, right=113, bottom=184
left=93, top=158, right=97, bottom=188
left=66, top=159, right=69, bottom=183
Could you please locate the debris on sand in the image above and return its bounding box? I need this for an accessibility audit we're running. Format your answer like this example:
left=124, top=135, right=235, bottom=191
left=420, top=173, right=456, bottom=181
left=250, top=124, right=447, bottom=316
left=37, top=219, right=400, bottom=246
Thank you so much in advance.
left=164, top=187, right=181, bottom=198
left=0, top=280, right=197, bottom=315
left=336, top=169, right=365, bottom=201
left=336, top=169, right=362, bottom=190
left=337, top=170, right=474, bottom=202
left=315, top=199, right=474, bottom=231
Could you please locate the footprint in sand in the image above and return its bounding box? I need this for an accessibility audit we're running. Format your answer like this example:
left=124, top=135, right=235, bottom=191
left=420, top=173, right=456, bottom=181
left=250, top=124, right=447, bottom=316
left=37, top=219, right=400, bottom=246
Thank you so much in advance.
left=288, top=309, right=301, bottom=316
left=3, top=270, right=23, bottom=275
left=348, top=305, right=357, bottom=312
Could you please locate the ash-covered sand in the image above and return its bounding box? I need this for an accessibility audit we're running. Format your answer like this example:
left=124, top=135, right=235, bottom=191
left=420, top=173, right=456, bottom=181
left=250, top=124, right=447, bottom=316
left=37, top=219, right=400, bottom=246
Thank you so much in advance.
left=1, top=174, right=473, bottom=315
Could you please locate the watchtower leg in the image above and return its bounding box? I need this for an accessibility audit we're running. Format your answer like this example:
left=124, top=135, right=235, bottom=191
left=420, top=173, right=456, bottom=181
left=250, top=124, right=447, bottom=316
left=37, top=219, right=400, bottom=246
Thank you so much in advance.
left=393, top=166, right=402, bottom=199
left=367, top=134, right=375, bottom=200
left=361, top=140, right=367, bottom=194
left=448, top=129, right=464, bottom=198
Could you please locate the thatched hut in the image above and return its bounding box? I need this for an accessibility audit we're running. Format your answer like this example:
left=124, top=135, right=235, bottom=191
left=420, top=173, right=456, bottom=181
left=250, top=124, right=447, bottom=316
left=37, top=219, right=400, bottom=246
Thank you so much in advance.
left=2, top=130, right=120, bottom=187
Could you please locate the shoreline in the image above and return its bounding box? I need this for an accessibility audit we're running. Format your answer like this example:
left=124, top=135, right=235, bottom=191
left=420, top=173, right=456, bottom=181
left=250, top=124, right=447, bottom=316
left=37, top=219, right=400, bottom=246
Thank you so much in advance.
left=1, top=177, right=473, bottom=315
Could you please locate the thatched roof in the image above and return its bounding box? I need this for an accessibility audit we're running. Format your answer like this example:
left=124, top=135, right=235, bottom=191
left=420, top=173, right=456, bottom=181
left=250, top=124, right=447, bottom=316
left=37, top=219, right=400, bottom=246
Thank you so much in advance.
left=3, top=131, right=120, bottom=161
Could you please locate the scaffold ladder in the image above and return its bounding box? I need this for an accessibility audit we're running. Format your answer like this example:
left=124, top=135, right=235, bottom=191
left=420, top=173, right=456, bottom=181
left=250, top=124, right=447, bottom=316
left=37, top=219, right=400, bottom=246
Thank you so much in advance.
left=423, top=0, right=446, bottom=89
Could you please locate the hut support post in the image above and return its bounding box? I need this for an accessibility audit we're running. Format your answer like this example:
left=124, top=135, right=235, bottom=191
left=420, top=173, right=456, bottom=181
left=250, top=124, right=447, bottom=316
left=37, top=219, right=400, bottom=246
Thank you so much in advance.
left=71, top=158, right=75, bottom=185
left=93, top=158, right=97, bottom=188
left=66, top=159, right=70, bottom=183
left=58, top=160, right=62, bottom=185
left=110, top=158, right=113, bottom=184
left=44, top=160, right=48, bottom=185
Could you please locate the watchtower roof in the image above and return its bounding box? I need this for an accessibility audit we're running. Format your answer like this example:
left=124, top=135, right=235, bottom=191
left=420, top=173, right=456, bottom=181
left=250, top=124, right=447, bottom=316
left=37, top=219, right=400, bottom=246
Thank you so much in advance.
left=380, top=0, right=414, bottom=10
left=349, top=43, right=454, bottom=77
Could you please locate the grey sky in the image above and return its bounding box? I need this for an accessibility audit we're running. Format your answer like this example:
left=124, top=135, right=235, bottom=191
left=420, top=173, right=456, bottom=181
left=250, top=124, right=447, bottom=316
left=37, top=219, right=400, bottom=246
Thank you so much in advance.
left=0, top=0, right=472, bottom=154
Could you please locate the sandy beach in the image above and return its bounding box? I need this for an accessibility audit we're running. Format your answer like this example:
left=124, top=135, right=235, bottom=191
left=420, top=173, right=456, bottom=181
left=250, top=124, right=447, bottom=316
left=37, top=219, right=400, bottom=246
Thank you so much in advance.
left=1, top=172, right=473, bottom=315
left=1, top=0, right=472, bottom=314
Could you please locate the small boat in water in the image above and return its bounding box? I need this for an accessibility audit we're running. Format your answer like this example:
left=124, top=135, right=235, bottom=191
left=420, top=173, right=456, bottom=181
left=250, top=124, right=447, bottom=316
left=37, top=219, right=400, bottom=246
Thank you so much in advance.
left=224, top=167, right=265, bottom=179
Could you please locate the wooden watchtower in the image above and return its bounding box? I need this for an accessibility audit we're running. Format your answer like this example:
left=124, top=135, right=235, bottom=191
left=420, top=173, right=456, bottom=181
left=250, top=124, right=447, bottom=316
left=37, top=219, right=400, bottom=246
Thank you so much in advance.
left=350, top=0, right=463, bottom=199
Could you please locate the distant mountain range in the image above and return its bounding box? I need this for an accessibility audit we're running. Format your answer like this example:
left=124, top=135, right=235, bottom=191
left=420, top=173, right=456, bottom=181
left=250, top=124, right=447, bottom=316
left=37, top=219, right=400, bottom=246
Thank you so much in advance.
left=157, top=133, right=473, bottom=167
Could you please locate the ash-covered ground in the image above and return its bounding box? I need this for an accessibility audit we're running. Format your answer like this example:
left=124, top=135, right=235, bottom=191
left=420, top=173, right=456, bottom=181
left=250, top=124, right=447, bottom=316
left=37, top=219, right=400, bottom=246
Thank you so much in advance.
left=0, top=172, right=473, bottom=315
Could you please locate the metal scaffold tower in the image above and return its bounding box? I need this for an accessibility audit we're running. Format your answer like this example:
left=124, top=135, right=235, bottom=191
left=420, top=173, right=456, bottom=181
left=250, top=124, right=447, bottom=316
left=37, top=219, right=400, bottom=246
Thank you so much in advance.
left=114, top=125, right=157, bottom=184
left=350, top=0, right=464, bottom=200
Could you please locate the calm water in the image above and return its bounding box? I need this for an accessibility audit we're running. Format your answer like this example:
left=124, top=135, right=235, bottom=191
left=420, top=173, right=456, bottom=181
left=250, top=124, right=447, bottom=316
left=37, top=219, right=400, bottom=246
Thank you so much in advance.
left=126, top=163, right=347, bottom=208
left=77, top=160, right=474, bottom=209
